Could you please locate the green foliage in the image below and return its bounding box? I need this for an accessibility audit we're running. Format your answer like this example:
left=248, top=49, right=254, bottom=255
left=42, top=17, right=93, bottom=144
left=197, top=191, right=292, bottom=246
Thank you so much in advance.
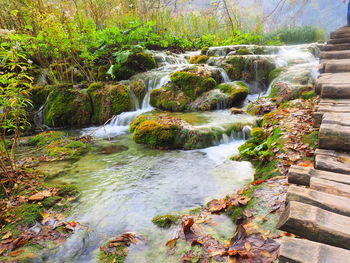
left=267, top=26, right=326, bottom=44
left=302, top=131, right=319, bottom=149
left=301, top=90, right=317, bottom=100
left=42, top=196, right=62, bottom=209
left=56, top=184, right=79, bottom=196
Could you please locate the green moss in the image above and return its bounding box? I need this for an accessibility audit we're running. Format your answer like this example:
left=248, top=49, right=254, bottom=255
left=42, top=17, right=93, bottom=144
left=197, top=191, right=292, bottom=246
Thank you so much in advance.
left=268, top=67, right=286, bottom=84
left=236, top=47, right=253, bottom=55
left=14, top=204, right=43, bottom=226
left=129, top=80, right=146, bottom=101
left=189, top=55, right=209, bottom=64
left=152, top=214, right=179, bottom=228
left=88, top=84, right=132, bottom=124
left=112, top=52, right=157, bottom=81
left=55, top=184, right=79, bottom=196
left=170, top=71, right=216, bottom=100
left=201, top=47, right=209, bottom=55
left=255, top=159, right=281, bottom=180
left=250, top=127, right=265, bottom=139
left=42, top=196, right=62, bottom=208
left=98, top=246, right=127, bottom=263
left=29, top=85, right=53, bottom=110
left=29, top=131, right=65, bottom=146
left=301, top=90, right=317, bottom=100
left=47, top=139, right=89, bottom=159
left=302, top=131, right=319, bottom=149
left=44, top=86, right=92, bottom=127
left=217, top=83, right=249, bottom=105
left=132, top=120, right=177, bottom=148
left=87, top=82, right=104, bottom=93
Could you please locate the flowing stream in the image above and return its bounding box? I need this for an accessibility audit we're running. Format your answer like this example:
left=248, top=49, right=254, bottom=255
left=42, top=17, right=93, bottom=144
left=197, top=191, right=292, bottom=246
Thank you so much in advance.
left=41, top=44, right=319, bottom=262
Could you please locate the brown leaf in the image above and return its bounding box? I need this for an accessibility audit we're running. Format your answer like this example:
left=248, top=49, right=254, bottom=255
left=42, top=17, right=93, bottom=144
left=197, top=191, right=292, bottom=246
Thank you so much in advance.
left=207, top=199, right=227, bottom=213
left=1, top=232, right=12, bottom=240
left=165, top=238, right=177, bottom=248
left=9, top=249, right=24, bottom=257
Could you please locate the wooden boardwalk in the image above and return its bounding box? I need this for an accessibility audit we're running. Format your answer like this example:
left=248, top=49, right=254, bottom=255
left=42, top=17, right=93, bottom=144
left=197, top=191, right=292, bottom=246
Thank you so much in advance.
left=278, top=26, right=350, bottom=262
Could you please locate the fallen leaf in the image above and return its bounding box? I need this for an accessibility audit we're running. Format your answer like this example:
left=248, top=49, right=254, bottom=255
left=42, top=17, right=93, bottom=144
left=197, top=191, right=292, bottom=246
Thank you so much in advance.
left=9, top=249, right=24, bottom=257
left=2, top=232, right=12, bottom=240
left=207, top=199, right=227, bottom=213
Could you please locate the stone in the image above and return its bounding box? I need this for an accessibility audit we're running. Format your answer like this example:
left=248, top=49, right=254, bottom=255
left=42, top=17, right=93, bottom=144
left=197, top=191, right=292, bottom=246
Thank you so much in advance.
left=230, top=107, right=245, bottom=114
left=277, top=201, right=350, bottom=250
left=287, top=185, right=350, bottom=217
left=310, top=177, right=350, bottom=198
left=287, top=165, right=350, bottom=186
left=315, top=149, right=350, bottom=174
left=279, top=237, right=350, bottom=263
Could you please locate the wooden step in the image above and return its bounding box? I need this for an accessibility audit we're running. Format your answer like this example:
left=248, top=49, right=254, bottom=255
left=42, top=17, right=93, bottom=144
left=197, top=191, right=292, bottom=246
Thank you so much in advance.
left=288, top=166, right=350, bottom=186
left=277, top=201, right=350, bottom=250
left=320, top=84, right=350, bottom=99
left=321, top=50, right=350, bottom=60
left=316, top=73, right=350, bottom=94
left=310, top=177, right=350, bottom=198
left=322, top=43, right=350, bottom=51
left=319, top=113, right=350, bottom=151
left=287, top=185, right=350, bottom=217
left=320, top=59, right=350, bottom=73
left=315, top=149, right=350, bottom=174
left=328, top=37, right=350, bottom=45
left=314, top=102, right=350, bottom=127
left=279, top=237, right=350, bottom=263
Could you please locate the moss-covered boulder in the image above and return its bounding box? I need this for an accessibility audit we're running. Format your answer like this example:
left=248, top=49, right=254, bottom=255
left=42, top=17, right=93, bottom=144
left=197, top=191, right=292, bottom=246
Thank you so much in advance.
left=150, top=67, right=221, bottom=112
left=29, top=131, right=65, bottom=146
left=224, top=56, right=276, bottom=85
left=88, top=82, right=132, bottom=124
left=130, top=114, right=255, bottom=150
left=46, top=138, right=90, bottom=160
left=190, top=82, right=249, bottom=111
left=189, top=55, right=209, bottom=64
left=129, top=80, right=147, bottom=101
left=270, top=82, right=314, bottom=103
left=43, top=85, right=92, bottom=127
left=112, top=52, right=157, bottom=81
left=29, top=85, right=53, bottom=110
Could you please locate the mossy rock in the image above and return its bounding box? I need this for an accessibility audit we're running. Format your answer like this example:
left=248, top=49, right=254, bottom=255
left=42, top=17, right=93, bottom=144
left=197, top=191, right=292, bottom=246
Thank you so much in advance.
left=170, top=71, right=217, bottom=100
left=14, top=204, right=43, bottom=226
left=201, top=47, right=209, bottom=55
left=42, top=196, right=62, bottom=209
left=150, top=85, right=191, bottom=112
left=29, top=85, right=53, bottom=110
left=44, top=86, right=92, bottom=127
left=268, top=67, right=287, bottom=84
left=250, top=127, right=265, bottom=140
left=152, top=214, right=179, bottom=228
left=29, top=131, right=66, bottom=147
left=47, top=139, right=90, bottom=159
left=129, top=80, right=147, bottom=101
left=56, top=184, right=79, bottom=196
left=189, top=55, right=209, bottom=64
left=112, top=52, right=157, bottom=81
left=301, top=90, right=317, bottom=100
left=88, top=83, right=132, bottom=124
left=236, top=47, right=253, bottom=55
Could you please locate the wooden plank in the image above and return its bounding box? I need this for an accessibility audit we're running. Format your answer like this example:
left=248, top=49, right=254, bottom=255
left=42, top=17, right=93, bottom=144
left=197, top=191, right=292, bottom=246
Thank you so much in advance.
left=319, top=113, right=350, bottom=151
left=277, top=201, right=350, bottom=250
left=315, top=149, right=350, bottom=174
left=310, top=177, right=350, bottom=198
left=280, top=237, right=350, bottom=263
left=287, top=165, right=350, bottom=186
left=320, top=84, right=350, bottom=99
left=321, top=50, right=350, bottom=60
left=316, top=73, right=350, bottom=94
left=287, top=185, right=350, bottom=217
left=279, top=237, right=350, bottom=263
left=320, top=59, right=350, bottom=73
left=322, top=43, right=350, bottom=51
left=328, top=37, right=350, bottom=45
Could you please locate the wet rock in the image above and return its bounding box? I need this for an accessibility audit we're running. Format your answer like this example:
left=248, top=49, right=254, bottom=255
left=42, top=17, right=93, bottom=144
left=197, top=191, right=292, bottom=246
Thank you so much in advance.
left=88, top=82, right=132, bottom=125
left=43, top=85, right=92, bottom=127
left=112, top=52, right=157, bottom=81
left=231, top=107, right=245, bottom=114
left=189, top=55, right=209, bottom=64
left=98, top=145, right=128, bottom=155
left=129, top=80, right=147, bottom=101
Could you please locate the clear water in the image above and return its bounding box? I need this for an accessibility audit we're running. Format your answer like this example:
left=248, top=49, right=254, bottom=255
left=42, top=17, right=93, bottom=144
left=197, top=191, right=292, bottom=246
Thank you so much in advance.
left=43, top=135, right=254, bottom=263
